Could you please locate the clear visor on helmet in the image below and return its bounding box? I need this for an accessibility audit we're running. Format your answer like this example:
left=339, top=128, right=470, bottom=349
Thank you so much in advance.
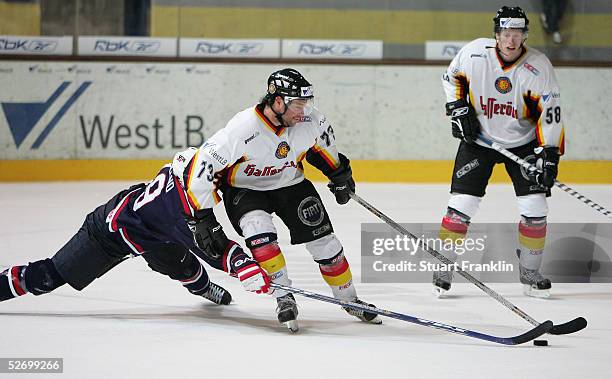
left=284, top=97, right=315, bottom=116
left=497, top=28, right=528, bottom=42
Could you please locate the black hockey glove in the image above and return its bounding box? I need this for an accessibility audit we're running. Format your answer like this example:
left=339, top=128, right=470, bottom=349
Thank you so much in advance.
left=185, top=209, right=230, bottom=259
left=446, top=99, right=480, bottom=144
left=532, top=146, right=560, bottom=189
left=327, top=153, right=355, bottom=205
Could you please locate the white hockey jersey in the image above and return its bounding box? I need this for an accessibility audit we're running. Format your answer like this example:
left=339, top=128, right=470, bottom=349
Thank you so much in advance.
left=173, top=104, right=340, bottom=211
left=442, top=38, right=565, bottom=152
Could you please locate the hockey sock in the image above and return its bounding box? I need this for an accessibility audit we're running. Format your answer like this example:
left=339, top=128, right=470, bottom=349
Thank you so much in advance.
left=247, top=234, right=291, bottom=298
left=317, top=250, right=357, bottom=300
left=438, top=207, right=471, bottom=269
left=179, top=263, right=211, bottom=296
left=1, top=265, right=27, bottom=301
left=440, top=207, right=470, bottom=245
left=517, top=216, right=547, bottom=271
left=1, top=259, right=66, bottom=301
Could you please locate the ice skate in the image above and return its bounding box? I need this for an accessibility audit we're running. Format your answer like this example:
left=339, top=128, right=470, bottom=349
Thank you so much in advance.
left=516, top=249, right=551, bottom=298
left=432, top=270, right=453, bottom=298
left=343, top=298, right=382, bottom=324
left=200, top=282, right=232, bottom=305
left=520, top=265, right=551, bottom=298
left=276, top=293, right=299, bottom=332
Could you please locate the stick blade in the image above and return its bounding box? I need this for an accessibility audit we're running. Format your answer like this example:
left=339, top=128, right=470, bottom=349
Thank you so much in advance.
left=510, top=320, right=554, bottom=345
left=549, top=317, right=588, bottom=335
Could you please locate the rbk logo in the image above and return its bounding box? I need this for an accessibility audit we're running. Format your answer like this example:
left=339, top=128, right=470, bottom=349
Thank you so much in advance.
left=2, top=81, right=91, bottom=148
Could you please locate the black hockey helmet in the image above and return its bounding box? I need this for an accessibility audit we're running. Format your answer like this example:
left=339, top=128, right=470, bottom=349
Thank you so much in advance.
left=265, top=68, right=314, bottom=106
left=493, top=6, right=529, bottom=34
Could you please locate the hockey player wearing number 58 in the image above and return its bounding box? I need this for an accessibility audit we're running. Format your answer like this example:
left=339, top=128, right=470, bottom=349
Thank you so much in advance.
left=174, top=68, right=381, bottom=332
left=433, top=6, right=564, bottom=298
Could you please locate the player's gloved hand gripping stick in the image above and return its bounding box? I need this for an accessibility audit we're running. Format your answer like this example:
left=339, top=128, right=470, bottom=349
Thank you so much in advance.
left=185, top=209, right=230, bottom=259
left=446, top=99, right=480, bottom=144
left=327, top=153, right=355, bottom=205
left=186, top=209, right=271, bottom=294
left=477, top=134, right=612, bottom=220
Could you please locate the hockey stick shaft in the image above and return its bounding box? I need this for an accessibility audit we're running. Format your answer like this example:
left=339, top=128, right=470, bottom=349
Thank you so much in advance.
left=349, top=192, right=586, bottom=335
left=477, top=135, right=612, bottom=220
left=271, top=283, right=552, bottom=345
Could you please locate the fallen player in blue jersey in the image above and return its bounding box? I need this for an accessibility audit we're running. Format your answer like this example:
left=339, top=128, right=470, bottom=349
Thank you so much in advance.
left=1, top=163, right=270, bottom=305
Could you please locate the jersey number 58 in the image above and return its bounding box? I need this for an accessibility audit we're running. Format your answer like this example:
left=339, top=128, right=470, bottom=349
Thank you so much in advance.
left=545, top=106, right=561, bottom=124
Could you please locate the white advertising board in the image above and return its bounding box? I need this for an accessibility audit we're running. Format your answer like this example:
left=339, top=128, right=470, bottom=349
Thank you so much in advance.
left=282, top=39, right=383, bottom=59
left=78, top=36, right=176, bottom=57
left=425, top=40, right=469, bottom=60
left=179, top=38, right=280, bottom=58
left=0, top=35, right=73, bottom=55
left=0, top=62, right=610, bottom=160
left=0, top=62, right=272, bottom=159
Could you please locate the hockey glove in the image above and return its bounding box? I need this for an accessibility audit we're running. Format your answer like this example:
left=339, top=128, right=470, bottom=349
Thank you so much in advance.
left=327, top=153, right=355, bottom=205
left=446, top=99, right=480, bottom=144
left=231, top=252, right=271, bottom=294
left=185, top=208, right=230, bottom=260
left=532, top=146, right=560, bottom=189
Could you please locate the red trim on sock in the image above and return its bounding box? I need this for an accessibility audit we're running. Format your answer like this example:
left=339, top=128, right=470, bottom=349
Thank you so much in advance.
left=180, top=264, right=202, bottom=284
left=251, top=243, right=281, bottom=262
left=519, top=222, right=547, bottom=238
left=319, top=257, right=350, bottom=277
left=10, top=266, right=26, bottom=296
left=441, top=216, right=468, bottom=234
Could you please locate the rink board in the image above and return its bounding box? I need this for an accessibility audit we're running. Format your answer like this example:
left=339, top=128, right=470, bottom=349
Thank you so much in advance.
left=1, top=159, right=611, bottom=183
left=1, top=61, right=611, bottom=182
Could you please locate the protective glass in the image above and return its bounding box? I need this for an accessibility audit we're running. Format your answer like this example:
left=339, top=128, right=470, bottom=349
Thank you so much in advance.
left=498, top=29, right=527, bottom=39
left=285, top=98, right=315, bottom=116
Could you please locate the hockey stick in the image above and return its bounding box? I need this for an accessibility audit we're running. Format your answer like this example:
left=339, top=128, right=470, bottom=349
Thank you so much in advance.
left=349, top=192, right=587, bottom=335
left=270, top=283, right=552, bottom=345
left=477, top=135, right=612, bottom=220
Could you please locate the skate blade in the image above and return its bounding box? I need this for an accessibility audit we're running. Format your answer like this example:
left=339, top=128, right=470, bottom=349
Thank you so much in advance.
left=367, top=315, right=383, bottom=325
left=523, top=284, right=551, bottom=298
left=283, top=320, right=299, bottom=333
left=432, top=286, right=449, bottom=298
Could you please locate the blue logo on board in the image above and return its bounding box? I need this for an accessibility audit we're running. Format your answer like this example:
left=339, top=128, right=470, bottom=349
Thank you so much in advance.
left=2, top=81, right=91, bottom=148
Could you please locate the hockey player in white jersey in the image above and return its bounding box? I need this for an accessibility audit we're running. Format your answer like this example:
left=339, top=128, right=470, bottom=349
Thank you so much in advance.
left=174, top=68, right=382, bottom=331
left=433, top=6, right=564, bottom=298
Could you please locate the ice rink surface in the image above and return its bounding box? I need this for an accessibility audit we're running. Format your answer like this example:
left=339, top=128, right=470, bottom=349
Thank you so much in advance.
left=1, top=182, right=611, bottom=379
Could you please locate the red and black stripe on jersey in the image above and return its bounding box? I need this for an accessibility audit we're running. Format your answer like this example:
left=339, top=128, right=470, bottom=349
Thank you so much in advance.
left=454, top=73, right=470, bottom=101
left=305, top=146, right=339, bottom=176
left=523, top=90, right=543, bottom=125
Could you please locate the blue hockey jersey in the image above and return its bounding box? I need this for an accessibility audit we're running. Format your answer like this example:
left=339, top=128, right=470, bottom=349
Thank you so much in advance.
left=101, top=165, right=238, bottom=273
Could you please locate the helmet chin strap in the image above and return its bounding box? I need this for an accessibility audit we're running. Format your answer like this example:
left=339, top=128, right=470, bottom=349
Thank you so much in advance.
left=271, top=98, right=289, bottom=127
